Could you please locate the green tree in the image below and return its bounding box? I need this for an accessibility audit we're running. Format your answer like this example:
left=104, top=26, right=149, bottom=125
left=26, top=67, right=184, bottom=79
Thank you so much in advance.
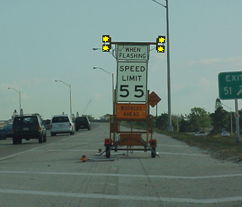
left=155, top=113, right=168, bottom=130
left=188, top=107, right=211, bottom=132
left=179, top=117, right=189, bottom=132
left=210, top=106, right=229, bottom=134
left=100, top=114, right=112, bottom=121
left=154, top=113, right=176, bottom=131
left=83, top=114, right=95, bottom=120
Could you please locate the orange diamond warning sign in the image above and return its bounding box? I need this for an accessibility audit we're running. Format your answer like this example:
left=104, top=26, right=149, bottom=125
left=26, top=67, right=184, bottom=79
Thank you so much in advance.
left=116, top=104, right=146, bottom=120
left=148, top=91, right=161, bottom=107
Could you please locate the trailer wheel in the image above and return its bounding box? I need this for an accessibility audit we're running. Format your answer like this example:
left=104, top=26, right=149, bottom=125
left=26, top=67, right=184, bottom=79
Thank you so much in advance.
left=106, top=146, right=111, bottom=158
left=151, top=147, right=156, bottom=158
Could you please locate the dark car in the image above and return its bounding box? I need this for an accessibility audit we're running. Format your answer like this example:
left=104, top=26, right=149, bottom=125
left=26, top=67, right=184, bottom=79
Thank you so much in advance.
left=75, top=116, right=90, bottom=131
left=42, top=119, right=50, bottom=129
left=0, top=124, right=13, bottom=140
left=12, top=115, right=47, bottom=144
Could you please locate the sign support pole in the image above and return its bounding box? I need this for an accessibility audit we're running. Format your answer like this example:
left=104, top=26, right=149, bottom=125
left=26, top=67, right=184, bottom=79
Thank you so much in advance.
left=235, top=99, right=240, bottom=143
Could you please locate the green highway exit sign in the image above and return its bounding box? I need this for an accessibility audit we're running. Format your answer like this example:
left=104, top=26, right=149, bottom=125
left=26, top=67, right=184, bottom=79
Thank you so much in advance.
left=218, top=71, right=242, bottom=100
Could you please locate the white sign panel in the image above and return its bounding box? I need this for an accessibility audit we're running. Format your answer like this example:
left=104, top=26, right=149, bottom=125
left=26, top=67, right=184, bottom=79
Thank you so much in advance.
left=116, top=62, right=147, bottom=102
left=116, top=45, right=149, bottom=61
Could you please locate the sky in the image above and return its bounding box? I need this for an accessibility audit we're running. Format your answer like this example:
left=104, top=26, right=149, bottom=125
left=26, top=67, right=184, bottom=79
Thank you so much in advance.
left=1, top=0, right=242, bottom=120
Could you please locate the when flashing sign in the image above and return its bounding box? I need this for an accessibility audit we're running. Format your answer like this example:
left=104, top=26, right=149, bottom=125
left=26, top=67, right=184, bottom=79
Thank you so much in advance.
left=116, top=45, right=149, bottom=61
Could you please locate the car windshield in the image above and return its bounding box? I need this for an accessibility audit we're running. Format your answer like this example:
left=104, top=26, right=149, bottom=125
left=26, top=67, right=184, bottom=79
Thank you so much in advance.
left=52, top=117, right=69, bottom=123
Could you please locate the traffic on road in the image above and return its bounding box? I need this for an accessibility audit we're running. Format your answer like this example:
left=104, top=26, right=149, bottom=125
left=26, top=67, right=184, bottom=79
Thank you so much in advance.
left=0, top=122, right=242, bottom=207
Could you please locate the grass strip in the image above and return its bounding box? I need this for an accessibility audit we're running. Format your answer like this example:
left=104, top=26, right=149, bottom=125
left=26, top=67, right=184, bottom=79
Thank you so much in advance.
left=158, top=130, right=242, bottom=163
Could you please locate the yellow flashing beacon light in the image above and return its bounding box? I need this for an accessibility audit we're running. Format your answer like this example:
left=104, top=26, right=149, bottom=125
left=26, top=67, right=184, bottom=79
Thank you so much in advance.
left=102, top=35, right=111, bottom=52
left=156, top=36, right=166, bottom=53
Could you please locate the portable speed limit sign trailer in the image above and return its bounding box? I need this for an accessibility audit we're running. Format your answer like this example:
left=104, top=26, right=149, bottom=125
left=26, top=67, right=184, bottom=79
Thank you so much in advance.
left=101, top=35, right=164, bottom=158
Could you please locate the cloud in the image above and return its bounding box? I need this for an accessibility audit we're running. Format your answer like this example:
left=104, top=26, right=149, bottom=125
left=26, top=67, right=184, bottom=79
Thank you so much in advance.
left=0, top=78, right=53, bottom=90
left=223, top=57, right=242, bottom=66
left=195, top=77, right=217, bottom=91
left=149, top=54, right=166, bottom=73
left=182, top=56, right=242, bottom=68
left=92, top=93, right=102, bottom=101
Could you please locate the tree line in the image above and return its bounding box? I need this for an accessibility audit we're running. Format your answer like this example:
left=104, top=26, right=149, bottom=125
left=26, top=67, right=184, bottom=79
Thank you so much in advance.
left=155, top=99, right=240, bottom=134
left=122, top=99, right=240, bottom=134
left=85, top=99, right=241, bottom=134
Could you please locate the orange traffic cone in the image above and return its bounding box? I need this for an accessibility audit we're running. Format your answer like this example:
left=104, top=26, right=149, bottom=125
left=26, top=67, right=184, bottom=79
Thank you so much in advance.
left=80, top=155, right=87, bottom=162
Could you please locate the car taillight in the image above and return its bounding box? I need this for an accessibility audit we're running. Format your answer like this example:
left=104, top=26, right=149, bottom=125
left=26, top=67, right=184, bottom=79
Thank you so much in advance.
left=69, top=123, right=72, bottom=127
left=38, top=126, right=41, bottom=131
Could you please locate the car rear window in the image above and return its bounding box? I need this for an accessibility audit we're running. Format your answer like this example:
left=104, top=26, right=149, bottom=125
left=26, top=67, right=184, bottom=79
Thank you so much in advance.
left=52, top=117, right=69, bottom=123
left=77, top=117, right=86, bottom=121
left=14, top=117, right=38, bottom=126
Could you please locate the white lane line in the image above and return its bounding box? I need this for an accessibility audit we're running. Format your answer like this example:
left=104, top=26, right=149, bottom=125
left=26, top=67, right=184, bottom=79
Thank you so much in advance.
left=20, top=149, right=209, bottom=157
left=0, top=144, right=53, bottom=161
left=1, top=170, right=242, bottom=180
left=0, top=188, right=241, bottom=204
left=159, top=152, right=209, bottom=156
left=48, top=142, right=103, bottom=145
left=23, top=149, right=209, bottom=157
left=0, top=136, right=78, bottom=161
left=160, top=144, right=189, bottom=148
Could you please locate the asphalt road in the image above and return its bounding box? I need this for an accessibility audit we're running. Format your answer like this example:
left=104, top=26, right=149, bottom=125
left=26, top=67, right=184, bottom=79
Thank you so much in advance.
left=0, top=122, right=242, bottom=207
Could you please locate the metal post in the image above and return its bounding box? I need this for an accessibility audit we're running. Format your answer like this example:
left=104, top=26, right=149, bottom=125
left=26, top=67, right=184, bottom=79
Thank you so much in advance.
left=235, top=99, right=240, bottom=143
left=93, top=67, right=114, bottom=115
left=8, top=87, right=22, bottom=115
left=220, top=102, right=233, bottom=136
left=19, top=92, right=21, bottom=113
left=55, top=80, right=72, bottom=118
left=230, top=109, right=233, bottom=136
left=166, top=0, right=172, bottom=131
left=69, top=84, right=72, bottom=119
left=152, top=0, right=172, bottom=131
left=111, top=73, right=115, bottom=117
left=177, top=115, right=179, bottom=132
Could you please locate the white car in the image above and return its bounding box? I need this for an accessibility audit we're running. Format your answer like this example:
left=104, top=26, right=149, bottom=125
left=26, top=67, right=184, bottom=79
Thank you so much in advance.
left=221, top=131, right=230, bottom=137
left=50, top=115, right=75, bottom=136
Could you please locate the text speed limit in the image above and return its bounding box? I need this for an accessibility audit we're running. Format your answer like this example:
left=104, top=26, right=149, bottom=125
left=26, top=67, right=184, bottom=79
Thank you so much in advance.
left=116, top=62, right=147, bottom=102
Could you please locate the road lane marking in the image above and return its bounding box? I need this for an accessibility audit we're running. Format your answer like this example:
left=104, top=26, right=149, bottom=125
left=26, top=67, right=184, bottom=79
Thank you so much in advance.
left=0, top=135, right=81, bottom=161
left=47, top=142, right=104, bottom=145
left=160, top=144, right=189, bottom=148
left=0, top=188, right=241, bottom=204
left=1, top=170, right=242, bottom=179
left=158, top=152, right=209, bottom=156
left=20, top=149, right=209, bottom=157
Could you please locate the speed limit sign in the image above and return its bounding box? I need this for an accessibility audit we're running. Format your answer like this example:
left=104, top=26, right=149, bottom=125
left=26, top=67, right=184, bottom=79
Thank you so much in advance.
left=116, top=61, right=147, bottom=102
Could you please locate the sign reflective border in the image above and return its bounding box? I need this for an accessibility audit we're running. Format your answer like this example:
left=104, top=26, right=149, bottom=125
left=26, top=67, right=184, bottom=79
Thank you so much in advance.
left=116, top=104, right=146, bottom=120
